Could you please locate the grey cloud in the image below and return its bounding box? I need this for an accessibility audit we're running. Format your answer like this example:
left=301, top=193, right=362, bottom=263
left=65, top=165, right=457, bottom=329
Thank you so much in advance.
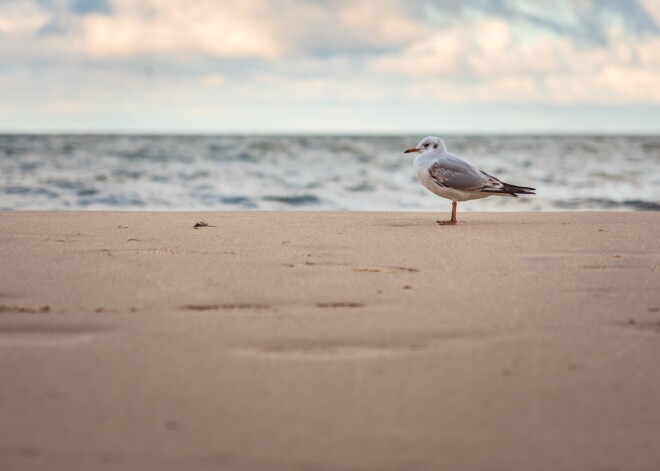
left=37, top=20, right=65, bottom=37
left=36, top=0, right=113, bottom=38
left=18, top=0, right=660, bottom=60
left=423, top=0, right=659, bottom=45
left=35, top=0, right=112, bottom=15
left=595, top=0, right=659, bottom=35
left=70, top=0, right=112, bottom=14
left=257, top=0, right=660, bottom=55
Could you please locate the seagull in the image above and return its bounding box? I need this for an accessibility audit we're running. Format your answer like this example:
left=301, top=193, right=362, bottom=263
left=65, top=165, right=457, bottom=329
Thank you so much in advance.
left=404, top=136, right=535, bottom=225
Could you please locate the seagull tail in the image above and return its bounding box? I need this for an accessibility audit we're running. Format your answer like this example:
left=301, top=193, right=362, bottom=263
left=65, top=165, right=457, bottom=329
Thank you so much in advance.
left=503, top=182, right=536, bottom=196
left=483, top=182, right=536, bottom=197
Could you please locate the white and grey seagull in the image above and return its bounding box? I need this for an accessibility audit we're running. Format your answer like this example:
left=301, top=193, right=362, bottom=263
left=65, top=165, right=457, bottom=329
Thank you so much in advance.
left=405, top=136, right=535, bottom=225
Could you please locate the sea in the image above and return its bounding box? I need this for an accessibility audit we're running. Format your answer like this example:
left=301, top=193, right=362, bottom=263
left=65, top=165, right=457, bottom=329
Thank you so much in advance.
left=1, top=134, right=659, bottom=211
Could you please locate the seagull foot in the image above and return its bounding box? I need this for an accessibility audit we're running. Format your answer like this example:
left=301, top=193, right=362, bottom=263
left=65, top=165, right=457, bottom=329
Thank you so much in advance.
left=436, top=220, right=457, bottom=226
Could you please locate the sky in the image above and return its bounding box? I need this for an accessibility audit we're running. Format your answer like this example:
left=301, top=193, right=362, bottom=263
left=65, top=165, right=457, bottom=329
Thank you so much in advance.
left=1, top=0, right=660, bottom=134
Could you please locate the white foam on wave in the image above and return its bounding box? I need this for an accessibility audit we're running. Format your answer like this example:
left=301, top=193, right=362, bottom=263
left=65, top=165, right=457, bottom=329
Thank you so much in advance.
left=1, top=135, right=658, bottom=211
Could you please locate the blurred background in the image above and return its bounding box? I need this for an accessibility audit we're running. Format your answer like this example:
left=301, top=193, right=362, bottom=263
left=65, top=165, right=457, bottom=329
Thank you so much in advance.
left=1, top=0, right=659, bottom=211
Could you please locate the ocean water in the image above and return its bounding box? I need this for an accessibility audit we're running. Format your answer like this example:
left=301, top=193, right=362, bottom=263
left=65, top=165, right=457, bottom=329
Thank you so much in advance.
left=1, top=134, right=659, bottom=211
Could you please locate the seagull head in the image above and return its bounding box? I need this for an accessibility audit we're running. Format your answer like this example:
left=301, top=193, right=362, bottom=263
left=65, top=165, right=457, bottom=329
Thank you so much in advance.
left=404, top=136, right=446, bottom=155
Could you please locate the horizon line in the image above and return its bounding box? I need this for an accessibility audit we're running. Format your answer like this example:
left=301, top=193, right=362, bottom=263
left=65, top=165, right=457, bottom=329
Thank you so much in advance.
left=1, top=129, right=659, bottom=137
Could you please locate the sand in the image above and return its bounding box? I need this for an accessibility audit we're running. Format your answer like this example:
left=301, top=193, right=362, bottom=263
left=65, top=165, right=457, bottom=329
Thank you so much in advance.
left=0, top=211, right=659, bottom=471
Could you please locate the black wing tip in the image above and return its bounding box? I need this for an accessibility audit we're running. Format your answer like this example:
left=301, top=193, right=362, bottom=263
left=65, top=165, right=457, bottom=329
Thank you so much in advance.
left=502, top=183, right=536, bottom=195
left=481, top=185, right=535, bottom=197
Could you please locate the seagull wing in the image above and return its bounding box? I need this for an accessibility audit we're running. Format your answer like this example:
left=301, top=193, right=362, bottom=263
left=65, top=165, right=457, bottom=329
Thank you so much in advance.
left=429, top=153, right=536, bottom=196
left=428, top=154, right=494, bottom=192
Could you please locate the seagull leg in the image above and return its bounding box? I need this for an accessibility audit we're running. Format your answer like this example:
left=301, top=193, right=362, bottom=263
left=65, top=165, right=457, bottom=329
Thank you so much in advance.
left=437, top=201, right=458, bottom=225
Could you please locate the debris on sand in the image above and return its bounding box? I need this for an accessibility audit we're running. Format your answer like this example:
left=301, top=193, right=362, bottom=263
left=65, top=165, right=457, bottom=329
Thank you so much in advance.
left=193, top=221, right=216, bottom=229
left=0, top=305, right=50, bottom=314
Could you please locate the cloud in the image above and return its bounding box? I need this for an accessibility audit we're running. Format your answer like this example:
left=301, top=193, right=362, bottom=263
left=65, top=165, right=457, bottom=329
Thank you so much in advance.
left=0, top=0, right=659, bottom=131
left=1, top=0, right=424, bottom=60
left=367, top=9, right=660, bottom=105
left=70, top=0, right=112, bottom=14
left=430, top=0, right=660, bottom=44
left=0, top=1, right=51, bottom=35
left=201, top=74, right=225, bottom=86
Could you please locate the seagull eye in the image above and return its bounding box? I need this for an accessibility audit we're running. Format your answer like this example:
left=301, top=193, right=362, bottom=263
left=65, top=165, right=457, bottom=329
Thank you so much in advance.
left=424, top=143, right=429, bottom=147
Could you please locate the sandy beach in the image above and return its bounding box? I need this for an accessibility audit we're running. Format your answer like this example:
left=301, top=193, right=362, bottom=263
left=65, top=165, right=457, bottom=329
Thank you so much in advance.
left=0, top=211, right=659, bottom=471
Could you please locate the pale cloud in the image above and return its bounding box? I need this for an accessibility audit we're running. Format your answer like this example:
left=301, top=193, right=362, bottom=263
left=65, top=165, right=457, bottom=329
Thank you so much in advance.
left=336, top=1, right=423, bottom=47
left=404, top=76, right=539, bottom=105
left=640, top=0, right=660, bottom=22
left=0, top=1, right=50, bottom=35
left=367, top=13, right=660, bottom=105
left=201, top=74, right=225, bottom=86
left=78, top=0, right=284, bottom=58
left=7, top=0, right=425, bottom=60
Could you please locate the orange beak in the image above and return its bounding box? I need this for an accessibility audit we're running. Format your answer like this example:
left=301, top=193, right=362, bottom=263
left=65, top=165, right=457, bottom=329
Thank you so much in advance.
left=404, top=147, right=420, bottom=154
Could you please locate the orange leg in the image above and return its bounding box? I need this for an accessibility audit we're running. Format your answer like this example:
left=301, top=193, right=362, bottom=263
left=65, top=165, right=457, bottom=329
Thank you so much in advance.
left=437, top=201, right=457, bottom=225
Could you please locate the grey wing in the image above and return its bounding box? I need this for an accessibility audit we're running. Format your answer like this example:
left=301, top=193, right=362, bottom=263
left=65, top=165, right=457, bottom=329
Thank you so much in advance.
left=428, top=155, right=500, bottom=192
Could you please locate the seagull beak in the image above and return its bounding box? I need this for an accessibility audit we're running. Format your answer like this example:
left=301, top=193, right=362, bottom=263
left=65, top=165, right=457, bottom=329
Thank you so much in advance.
left=404, top=147, right=420, bottom=154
